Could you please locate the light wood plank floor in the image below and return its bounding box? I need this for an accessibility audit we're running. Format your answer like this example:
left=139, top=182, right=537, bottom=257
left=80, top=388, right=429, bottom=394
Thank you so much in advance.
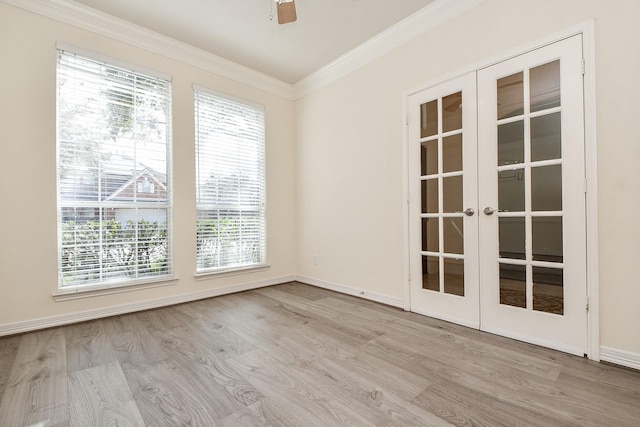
left=1, top=282, right=639, bottom=426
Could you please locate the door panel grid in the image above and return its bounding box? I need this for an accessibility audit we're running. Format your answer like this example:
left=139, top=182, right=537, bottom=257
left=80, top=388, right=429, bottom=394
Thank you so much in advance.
left=494, top=60, right=565, bottom=315
left=420, top=94, right=466, bottom=295
left=409, top=35, right=586, bottom=354
left=409, top=72, right=479, bottom=328
left=478, top=35, right=586, bottom=354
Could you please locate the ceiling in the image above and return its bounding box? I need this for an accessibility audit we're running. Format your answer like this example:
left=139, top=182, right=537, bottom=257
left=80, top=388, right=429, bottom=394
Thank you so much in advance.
left=70, top=0, right=437, bottom=84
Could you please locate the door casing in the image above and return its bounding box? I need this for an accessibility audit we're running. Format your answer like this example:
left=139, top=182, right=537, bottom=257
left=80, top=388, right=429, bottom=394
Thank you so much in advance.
left=401, top=22, right=599, bottom=360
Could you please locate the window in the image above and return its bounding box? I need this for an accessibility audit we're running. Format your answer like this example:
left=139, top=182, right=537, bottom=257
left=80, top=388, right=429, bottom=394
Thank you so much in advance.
left=56, top=48, right=172, bottom=290
left=194, top=87, right=266, bottom=273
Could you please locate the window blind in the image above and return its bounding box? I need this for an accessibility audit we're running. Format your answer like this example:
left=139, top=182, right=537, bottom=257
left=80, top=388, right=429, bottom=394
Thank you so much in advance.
left=57, top=49, right=172, bottom=289
left=194, top=88, right=266, bottom=272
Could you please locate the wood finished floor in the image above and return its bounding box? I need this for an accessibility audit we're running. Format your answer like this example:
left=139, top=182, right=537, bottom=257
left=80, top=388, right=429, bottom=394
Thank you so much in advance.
left=1, top=282, right=639, bottom=426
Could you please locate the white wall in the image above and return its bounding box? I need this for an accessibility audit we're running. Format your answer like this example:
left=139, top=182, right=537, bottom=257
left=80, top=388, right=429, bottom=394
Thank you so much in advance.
left=1, top=0, right=639, bottom=361
left=0, top=2, right=296, bottom=328
left=295, top=0, right=640, bottom=356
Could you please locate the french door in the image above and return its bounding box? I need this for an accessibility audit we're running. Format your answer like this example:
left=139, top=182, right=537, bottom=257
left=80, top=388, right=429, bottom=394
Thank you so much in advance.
left=408, top=72, right=479, bottom=328
left=408, top=35, right=587, bottom=355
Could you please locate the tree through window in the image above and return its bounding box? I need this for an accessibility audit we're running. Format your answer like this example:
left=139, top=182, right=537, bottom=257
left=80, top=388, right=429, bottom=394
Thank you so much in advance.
left=194, top=88, right=266, bottom=272
left=56, top=48, right=172, bottom=289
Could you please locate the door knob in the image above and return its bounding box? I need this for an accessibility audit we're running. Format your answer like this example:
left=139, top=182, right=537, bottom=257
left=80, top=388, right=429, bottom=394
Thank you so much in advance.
left=483, top=207, right=495, bottom=215
left=463, top=208, right=475, bottom=216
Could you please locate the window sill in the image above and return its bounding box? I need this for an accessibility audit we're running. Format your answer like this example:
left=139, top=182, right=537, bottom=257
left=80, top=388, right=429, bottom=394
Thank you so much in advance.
left=53, top=277, right=178, bottom=302
left=194, top=263, right=270, bottom=281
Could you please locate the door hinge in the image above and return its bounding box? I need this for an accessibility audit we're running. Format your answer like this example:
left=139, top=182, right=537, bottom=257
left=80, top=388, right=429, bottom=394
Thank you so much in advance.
left=581, top=59, right=586, bottom=75
left=586, top=297, right=590, bottom=312
left=584, top=178, right=588, bottom=193
left=405, top=114, right=409, bottom=126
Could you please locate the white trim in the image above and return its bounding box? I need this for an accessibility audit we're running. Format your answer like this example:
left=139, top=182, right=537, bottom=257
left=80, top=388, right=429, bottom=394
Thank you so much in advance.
left=194, top=264, right=271, bottom=280
left=401, top=95, right=412, bottom=312
left=2, top=0, right=294, bottom=100
left=600, top=347, right=640, bottom=371
left=56, top=42, right=172, bottom=82
left=581, top=21, right=600, bottom=362
left=2, top=0, right=486, bottom=101
left=402, top=21, right=599, bottom=359
left=53, top=277, right=177, bottom=302
left=405, top=21, right=596, bottom=98
left=296, top=275, right=404, bottom=308
left=294, top=0, right=486, bottom=98
left=0, top=275, right=295, bottom=337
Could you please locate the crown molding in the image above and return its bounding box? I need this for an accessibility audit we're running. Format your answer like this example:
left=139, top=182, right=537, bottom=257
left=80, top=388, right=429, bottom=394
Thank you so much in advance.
left=2, top=0, right=485, bottom=101
left=293, top=0, right=486, bottom=98
left=1, top=0, right=296, bottom=100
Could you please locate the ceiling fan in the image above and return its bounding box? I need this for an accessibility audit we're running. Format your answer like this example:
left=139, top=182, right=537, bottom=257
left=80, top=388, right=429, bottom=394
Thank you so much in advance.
left=273, top=0, right=297, bottom=24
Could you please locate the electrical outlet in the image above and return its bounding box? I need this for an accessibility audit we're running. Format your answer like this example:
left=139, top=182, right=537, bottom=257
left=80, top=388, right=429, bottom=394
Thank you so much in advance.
left=313, top=255, right=318, bottom=265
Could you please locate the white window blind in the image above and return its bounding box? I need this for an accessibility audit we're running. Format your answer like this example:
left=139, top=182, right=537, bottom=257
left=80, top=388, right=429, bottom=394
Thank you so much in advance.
left=194, top=88, right=266, bottom=272
left=57, top=48, right=172, bottom=289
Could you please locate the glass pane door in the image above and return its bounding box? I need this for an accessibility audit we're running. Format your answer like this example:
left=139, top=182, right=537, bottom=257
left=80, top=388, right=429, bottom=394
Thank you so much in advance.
left=409, top=72, right=479, bottom=328
left=420, top=93, right=466, bottom=297
left=495, top=60, right=565, bottom=315
left=477, top=35, right=587, bottom=355
left=407, top=35, right=586, bottom=356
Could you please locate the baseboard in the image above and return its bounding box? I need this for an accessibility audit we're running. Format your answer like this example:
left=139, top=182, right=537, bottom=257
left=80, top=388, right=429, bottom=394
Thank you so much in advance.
left=0, top=275, right=296, bottom=337
left=296, top=275, right=404, bottom=308
left=600, top=346, right=640, bottom=371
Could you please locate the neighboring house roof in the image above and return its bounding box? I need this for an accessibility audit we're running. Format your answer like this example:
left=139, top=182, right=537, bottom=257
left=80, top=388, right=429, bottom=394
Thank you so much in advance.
left=59, top=159, right=167, bottom=203
left=106, top=168, right=167, bottom=202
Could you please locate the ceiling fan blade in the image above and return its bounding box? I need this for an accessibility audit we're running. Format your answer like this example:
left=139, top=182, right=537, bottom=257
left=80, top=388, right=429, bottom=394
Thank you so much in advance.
left=277, top=0, right=297, bottom=24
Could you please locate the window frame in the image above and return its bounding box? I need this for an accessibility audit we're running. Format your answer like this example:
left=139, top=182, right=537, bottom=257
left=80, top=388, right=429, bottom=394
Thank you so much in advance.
left=55, top=45, right=174, bottom=295
left=193, top=85, right=268, bottom=276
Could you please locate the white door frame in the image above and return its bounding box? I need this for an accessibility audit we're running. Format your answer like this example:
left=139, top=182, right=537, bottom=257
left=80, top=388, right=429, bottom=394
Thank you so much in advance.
left=402, top=21, right=599, bottom=360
